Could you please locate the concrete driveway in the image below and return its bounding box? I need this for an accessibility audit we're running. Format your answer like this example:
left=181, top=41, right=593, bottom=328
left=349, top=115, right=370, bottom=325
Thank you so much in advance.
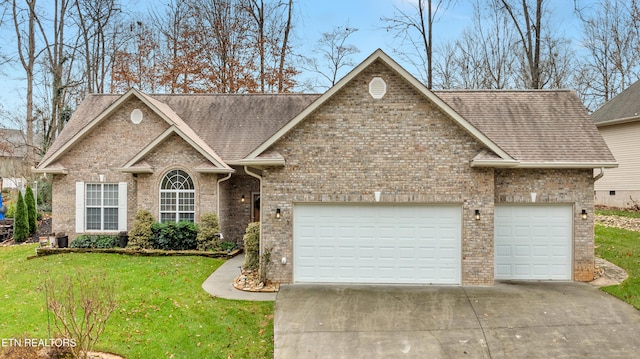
left=274, top=282, right=640, bottom=358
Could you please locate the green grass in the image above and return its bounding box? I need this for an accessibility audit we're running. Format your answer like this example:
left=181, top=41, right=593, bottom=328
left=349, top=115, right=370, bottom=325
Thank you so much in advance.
left=0, top=244, right=273, bottom=358
left=595, top=208, right=640, bottom=218
left=595, top=224, right=640, bottom=310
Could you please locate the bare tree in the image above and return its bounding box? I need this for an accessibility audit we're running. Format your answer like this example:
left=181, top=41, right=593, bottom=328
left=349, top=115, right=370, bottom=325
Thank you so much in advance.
left=494, top=0, right=543, bottom=88
left=242, top=0, right=296, bottom=93
left=302, top=25, right=359, bottom=90
left=12, top=0, right=36, bottom=166
left=575, top=0, right=640, bottom=110
left=491, top=0, right=573, bottom=89
left=382, top=0, right=454, bottom=89
left=151, top=0, right=207, bottom=93
left=191, top=0, right=257, bottom=93
left=435, top=2, right=517, bottom=89
left=111, top=19, right=161, bottom=92
left=75, top=0, right=121, bottom=94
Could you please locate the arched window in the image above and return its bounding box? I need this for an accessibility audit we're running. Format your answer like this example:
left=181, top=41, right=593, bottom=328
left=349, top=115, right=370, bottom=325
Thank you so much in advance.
left=160, top=169, right=195, bottom=223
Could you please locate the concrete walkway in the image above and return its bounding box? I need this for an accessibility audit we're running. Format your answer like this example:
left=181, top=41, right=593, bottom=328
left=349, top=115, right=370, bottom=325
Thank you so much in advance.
left=201, top=254, right=277, bottom=301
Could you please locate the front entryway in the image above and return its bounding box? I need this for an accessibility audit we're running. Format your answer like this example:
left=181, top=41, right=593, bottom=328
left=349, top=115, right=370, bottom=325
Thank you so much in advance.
left=494, top=205, right=573, bottom=280
left=293, top=204, right=462, bottom=284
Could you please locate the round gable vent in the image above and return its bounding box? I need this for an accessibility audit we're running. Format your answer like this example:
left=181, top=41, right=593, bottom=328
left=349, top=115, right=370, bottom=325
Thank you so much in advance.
left=369, top=77, right=387, bottom=99
left=131, top=109, right=143, bottom=124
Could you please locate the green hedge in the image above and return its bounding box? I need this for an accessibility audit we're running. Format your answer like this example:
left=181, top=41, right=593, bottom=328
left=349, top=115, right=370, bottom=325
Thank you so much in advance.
left=150, top=221, right=198, bottom=250
left=70, top=235, right=119, bottom=249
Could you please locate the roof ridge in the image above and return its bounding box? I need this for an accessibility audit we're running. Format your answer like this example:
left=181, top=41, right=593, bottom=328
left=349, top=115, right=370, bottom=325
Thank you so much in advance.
left=434, top=89, right=572, bottom=93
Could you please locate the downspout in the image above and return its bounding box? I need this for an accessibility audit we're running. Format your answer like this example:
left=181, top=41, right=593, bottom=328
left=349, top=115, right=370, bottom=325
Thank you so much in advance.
left=244, top=166, right=263, bottom=256
left=217, top=173, right=232, bottom=218
left=593, top=167, right=605, bottom=181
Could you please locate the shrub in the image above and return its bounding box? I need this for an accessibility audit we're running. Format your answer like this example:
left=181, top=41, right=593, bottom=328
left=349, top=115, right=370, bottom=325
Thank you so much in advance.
left=70, top=235, right=118, bottom=249
left=45, top=272, right=117, bottom=359
left=151, top=221, right=198, bottom=250
left=24, top=185, right=37, bottom=235
left=5, top=200, right=15, bottom=218
left=242, top=222, right=260, bottom=271
left=36, top=178, right=52, bottom=209
left=220, top=241, right=238, bottom=252
left=196, top=212, right=221, bottom=251
left=128, top=209, right=154, bottom=249
left=13, top=191, right=29, bottom=243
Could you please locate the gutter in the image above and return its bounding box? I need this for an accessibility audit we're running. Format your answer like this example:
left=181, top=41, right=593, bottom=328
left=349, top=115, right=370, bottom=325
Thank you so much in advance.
left=594, top=167, right=605, bottom=181
left=216, top=173, right=232, bottom=217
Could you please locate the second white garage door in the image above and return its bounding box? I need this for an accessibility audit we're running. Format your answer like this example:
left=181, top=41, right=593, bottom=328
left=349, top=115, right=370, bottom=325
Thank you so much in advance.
left=494, top=205, right=573, bottom=280
left=293, top=204, right=461, bottom=284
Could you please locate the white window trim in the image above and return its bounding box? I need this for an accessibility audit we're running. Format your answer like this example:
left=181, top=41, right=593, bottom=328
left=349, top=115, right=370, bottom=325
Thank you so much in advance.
left=159, top=170, right=195, bottom=223
left=75, top=182, right=127, bottom=233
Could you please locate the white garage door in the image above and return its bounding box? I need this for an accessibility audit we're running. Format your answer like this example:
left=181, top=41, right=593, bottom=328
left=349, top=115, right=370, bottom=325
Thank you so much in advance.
left=494, top=205, right=572, bottom=280
left=294, top=204, right=461, bottom=284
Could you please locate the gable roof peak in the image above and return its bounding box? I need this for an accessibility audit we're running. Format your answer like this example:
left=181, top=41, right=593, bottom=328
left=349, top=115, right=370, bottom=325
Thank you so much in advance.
left=244, top=48, right=514, bottom=164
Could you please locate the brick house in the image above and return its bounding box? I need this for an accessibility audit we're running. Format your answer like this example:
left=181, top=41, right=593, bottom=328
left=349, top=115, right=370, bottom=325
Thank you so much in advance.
left=34, top=50, right=615, bottom=285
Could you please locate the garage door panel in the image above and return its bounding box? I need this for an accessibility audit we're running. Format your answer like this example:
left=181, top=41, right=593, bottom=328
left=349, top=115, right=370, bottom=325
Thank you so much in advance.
left=294, top=204, right=461, bottom=284
left=495, top=205, right=572, bottom=280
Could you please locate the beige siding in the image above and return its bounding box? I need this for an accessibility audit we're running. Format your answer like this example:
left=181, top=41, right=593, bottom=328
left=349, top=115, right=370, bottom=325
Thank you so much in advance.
left=596, top=122, right=640, bottom=191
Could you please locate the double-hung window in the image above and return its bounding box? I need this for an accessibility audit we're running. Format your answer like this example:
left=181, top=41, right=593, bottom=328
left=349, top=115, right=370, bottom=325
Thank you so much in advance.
left=86, top=183, right=119, bottom=231
left=76, top=182, right=127, bottom=232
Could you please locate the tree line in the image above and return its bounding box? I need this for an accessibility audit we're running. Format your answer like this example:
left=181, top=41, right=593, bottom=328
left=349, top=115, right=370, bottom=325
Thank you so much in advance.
left=4, top=0, right=640, bottom=175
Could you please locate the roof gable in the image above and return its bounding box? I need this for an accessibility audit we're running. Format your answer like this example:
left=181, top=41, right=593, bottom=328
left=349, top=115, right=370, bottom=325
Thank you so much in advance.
left=244, top=49, right=514, bottom=164
left=120, top=127, right=232, bottom=173
left=36, top=88, right=230, bottom=172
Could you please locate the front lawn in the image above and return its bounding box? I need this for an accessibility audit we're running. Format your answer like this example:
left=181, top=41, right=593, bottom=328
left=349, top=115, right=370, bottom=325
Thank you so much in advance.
left=595, top=224, right=640, bottom=310
left=0, top=244, right=273, bottom=358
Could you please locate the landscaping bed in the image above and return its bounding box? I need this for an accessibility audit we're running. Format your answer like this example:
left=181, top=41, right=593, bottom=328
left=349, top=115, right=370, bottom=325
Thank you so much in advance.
left=32, top=246, right=241, bottom=259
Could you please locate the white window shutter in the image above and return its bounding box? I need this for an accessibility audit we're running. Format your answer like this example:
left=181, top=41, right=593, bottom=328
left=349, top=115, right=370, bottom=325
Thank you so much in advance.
left=118, top=182, right=128, bottom=232
left=75, top=182, right=85, bottom=233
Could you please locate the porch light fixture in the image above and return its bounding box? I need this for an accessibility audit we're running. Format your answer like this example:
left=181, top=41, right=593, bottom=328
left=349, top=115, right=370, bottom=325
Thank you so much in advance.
left=581, top=209, right=587, bottom=220
left=475, top=210, right=481, bottom=221
left=276, top=208, right=281, bottom=219
left=241, top=195, right=245, bottom=203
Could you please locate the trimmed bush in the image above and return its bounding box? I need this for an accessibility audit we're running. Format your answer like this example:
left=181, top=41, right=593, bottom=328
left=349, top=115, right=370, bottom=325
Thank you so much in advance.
left=128, top=209, right=154, bottom=249
left=196, top=212, right=221, bottom=251
left=13, top=191, right=29, bottom=243
left=70, top=235, right=118, bottom=248
left=24, top=185, right=37, bottom=235
left=150, top=221, right=198, bottom=250
left=242, top=222, right=260, bottom=271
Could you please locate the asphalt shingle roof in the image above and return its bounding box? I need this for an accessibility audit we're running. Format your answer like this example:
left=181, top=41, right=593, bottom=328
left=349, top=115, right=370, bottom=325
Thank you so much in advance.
left=435, top=90, right=616, bottom=164
left=41, top=93, right=320, bottom=165
left=591, top=80, right=640, bottom=124
left=39, top=89, right=615, bottom=168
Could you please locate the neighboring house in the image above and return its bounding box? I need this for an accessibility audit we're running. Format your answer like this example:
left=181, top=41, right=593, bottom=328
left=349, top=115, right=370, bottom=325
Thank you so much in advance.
left=34, top=50, right=616, bottom=285
left=0, top=128, right=32, bottom=190
left=592, top=80, right=640, bottom=208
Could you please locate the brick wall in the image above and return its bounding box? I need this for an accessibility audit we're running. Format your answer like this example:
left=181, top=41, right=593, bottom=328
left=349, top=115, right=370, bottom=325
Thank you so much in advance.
left=219, top=168, right=260, bottom=245
left=495, top=168, right=595, bottom=281
left=260, top=59, right=495, bottom=285
left=50, top=97, right=222, bottom=239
